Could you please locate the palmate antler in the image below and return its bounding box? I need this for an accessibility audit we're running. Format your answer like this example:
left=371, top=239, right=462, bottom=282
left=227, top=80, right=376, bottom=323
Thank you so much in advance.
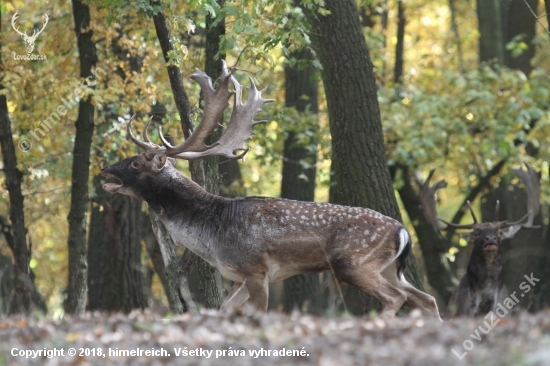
left=128, top=60, right=273, bottom=161
left=418, top=164, right=540, bottom=237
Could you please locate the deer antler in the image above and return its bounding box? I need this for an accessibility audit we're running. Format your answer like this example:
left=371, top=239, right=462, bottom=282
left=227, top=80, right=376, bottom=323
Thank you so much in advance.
left=418, top=169, right=448, bottom=232
left=500, top=163, right=540, bottom=237
left=158, top=60, right=274, bottom=160
left=418, top=170, right=482, bottom=232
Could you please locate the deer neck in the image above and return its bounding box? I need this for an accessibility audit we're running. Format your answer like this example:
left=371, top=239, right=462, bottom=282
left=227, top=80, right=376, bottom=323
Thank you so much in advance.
left=144, top=166, right=228, bottom=259
left=466, top=246, right=503, bottom=287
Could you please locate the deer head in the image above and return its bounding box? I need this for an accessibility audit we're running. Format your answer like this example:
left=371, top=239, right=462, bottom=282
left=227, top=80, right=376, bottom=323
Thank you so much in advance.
left=11, top=11, right=49, bottom=54
left=102, top=60, right=273, bottom=201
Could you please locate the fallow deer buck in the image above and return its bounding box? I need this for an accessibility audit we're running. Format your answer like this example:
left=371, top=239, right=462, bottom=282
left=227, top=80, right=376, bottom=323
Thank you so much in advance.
left=101, top=61, right=440, bottom=318
left=420, top=165, right=540, bottom=317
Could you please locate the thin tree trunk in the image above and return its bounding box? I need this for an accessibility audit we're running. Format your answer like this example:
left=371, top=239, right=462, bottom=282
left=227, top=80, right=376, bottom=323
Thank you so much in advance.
left=306, top=0, right=424, bottom=314
left=150, top=0, right=223, bottom=309
left=448, top=0, right=466, bottom=73
left=65, top=0, right=98, bottom=315
left=0, top=9, right=46, bottom=315
left=393, top=0, right=406, bottom=84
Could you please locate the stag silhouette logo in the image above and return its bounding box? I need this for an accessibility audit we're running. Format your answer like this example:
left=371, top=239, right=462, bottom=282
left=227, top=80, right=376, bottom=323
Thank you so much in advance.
left=11, top=11, right=48, bottom=54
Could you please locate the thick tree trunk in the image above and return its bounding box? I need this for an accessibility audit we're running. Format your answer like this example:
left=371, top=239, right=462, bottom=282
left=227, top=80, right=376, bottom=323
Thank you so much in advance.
left=0, top=11, right=46, bottom=315
left=150, top=0, right=223, bottom=309
left=477, top=0, right=505, bottom=64
left=503, top=0, right=537, bottom=74
left=307, top=0, right=424, bottom=314
left=280, top=47, right=324, bottom=314
left=87, top=177, right=148, bottom=312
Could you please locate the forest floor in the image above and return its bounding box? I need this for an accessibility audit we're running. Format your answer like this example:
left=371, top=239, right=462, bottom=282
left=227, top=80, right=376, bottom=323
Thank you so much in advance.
left=1, top=308, right=549, bottom=366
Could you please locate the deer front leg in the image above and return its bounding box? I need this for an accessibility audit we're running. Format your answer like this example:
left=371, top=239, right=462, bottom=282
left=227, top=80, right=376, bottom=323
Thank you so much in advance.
left=220, top=280, right=249, bottom=310
left=245, top=274, right=269, bottom=312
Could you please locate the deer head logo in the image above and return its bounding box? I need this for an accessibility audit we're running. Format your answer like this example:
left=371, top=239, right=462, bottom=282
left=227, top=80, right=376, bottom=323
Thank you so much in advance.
left=11, top=11, right=49, bottom=54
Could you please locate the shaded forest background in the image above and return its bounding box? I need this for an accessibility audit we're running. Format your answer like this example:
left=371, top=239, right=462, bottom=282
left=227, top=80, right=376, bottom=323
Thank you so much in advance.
left=0, top=0, right=549, bottom=318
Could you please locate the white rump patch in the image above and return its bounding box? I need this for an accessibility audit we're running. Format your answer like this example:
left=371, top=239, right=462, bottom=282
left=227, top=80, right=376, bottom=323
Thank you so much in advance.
left=396, top=228, right=410, bottom=258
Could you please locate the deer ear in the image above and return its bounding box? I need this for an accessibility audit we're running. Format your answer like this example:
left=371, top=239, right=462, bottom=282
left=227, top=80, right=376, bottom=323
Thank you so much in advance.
left=458, top=232, right=472, bottom=242
left=152, top=153, right=167, bottom=172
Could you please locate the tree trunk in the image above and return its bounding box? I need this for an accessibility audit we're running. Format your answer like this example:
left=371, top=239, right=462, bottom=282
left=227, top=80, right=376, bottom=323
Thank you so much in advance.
left=87, top=177, right=148, bottom=312
left=64, top=0, right=98, bottom=315
left=307, top=0, right=424, bottom=314
left=0, top=11, right=46, bottom=315
left=397, top=167, right=455, bottom=307
left=477, top=0, right=505, bottom=64
left=151, top=0, right=223, bottom=310
left=503, top=0, right=537, bottom=74
left=393, top=0, right=406, bottom=84
left=280, top=47, right=324, bottom=314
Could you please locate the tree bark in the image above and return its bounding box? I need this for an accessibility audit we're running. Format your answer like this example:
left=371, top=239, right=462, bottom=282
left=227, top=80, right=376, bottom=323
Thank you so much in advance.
left=0, top=10, right=46, bottom=315
left=306, top=0, right=424, bottom=314
left=87, top=177, right=148, bottom=312
left=397, top=167, right=455, bottom=307
left=503, top=0, right=537, bottom=74
left=65, top=0, right=98, bottom=315
left=393, top=0, right=406, bottom=84
left=477, top=0, right=505, bottom=64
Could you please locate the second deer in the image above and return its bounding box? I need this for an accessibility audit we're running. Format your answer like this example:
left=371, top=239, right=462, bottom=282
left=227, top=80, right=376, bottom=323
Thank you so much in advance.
left=420, top=165, right=539, bottom=317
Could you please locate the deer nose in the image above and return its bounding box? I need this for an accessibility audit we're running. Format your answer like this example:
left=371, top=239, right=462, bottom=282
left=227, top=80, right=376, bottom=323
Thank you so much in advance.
left=485, top=235, right=498, bottom=245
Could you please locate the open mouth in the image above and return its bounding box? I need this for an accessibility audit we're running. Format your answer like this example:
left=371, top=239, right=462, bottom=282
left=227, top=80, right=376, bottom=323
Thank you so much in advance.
left=483, top=243, right=498, bottom=250
left=101, top=171, right=123, bottom=193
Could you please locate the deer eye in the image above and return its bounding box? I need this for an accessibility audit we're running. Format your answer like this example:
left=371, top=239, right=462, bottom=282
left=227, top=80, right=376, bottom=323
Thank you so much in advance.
left=131, top=161, right=141, bottom=169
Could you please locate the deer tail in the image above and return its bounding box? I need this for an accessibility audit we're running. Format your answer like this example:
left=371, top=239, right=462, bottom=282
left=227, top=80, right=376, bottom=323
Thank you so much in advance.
left=395, top=228, right=411, bottom=279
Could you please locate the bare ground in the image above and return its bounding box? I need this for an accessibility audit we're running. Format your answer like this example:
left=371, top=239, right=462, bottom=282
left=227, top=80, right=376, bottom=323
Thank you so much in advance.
left=1, top=309, right=549, bottom=366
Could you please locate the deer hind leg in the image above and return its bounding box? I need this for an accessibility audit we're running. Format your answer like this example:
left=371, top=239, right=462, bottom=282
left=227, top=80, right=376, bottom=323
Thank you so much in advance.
left=220, top=281, right=250, bottom=310
left=381, top=266, right=441, bottom=320
left=347, top=269, right=407, bottom=317
left=244, top=274, right=269, bottom=312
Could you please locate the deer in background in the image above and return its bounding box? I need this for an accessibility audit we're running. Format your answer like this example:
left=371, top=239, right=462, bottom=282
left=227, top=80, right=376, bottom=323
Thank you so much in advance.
left=101, top=61, right=440, bottom=318
left=420, top=165, right=539, bottom=317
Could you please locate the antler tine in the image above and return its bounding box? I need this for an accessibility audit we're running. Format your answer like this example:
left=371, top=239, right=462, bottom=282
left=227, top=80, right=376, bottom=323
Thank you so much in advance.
left=418, top=169, right=449, bottom=232
left=160, top=60, right=233, bottom=157
left=127, top=114, right=160, bottom=151
left=493, top=200, right=500, bottom=222
left=514, top=163, right=540, bottom=227
left=143, top=116, right=154, bottom=143
left=466, top=200, right=478, bottom=224
left=438, top=217, right=478, bottom=230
